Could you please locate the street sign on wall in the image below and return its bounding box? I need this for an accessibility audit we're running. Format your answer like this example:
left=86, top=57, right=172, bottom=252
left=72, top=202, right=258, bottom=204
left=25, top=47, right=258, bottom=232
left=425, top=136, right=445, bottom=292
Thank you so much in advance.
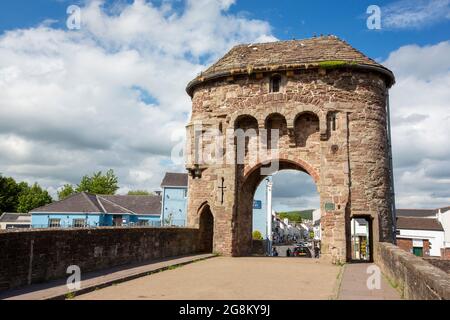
left=253, top=200, right=262, bottom=209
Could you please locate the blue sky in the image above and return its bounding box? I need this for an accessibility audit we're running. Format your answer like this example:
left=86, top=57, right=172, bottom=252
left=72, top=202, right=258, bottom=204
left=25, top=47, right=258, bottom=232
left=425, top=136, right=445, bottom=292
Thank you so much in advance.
left=0, top=0, right=449, bottom=210
left=2, top=0, right=450, bottom=60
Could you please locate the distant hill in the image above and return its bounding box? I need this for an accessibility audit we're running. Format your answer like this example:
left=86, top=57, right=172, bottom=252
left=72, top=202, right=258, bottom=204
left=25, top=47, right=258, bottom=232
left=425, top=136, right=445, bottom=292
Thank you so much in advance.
left=277, top=209, right=314, bottom=222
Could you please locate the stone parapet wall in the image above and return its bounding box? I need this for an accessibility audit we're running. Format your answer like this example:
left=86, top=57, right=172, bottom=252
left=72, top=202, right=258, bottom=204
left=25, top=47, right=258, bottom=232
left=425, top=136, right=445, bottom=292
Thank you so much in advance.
left=0, top=227, right=201, bottom=291
left=375, top=242, right=450, bottom=300
left=425, top=258, right=450, bottom=274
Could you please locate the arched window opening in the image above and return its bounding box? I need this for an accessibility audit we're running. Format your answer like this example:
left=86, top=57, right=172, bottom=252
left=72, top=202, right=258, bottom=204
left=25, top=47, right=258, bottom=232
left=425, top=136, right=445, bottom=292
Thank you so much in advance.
left=294, top=113, right=320, bottom=147
left=265, top=113, right=288, bottom=149
left=235, top=115, right=259, bottom=157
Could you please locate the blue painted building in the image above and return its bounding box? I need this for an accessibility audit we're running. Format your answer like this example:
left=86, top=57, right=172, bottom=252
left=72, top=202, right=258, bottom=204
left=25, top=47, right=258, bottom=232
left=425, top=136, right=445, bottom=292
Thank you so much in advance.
left=30, top=192, right=161, bottom=228
left=160, top=172, right=269, bottom=234
left=252, top=177, right=271, bottom=239
left=160, top=173, right=188, bottom=227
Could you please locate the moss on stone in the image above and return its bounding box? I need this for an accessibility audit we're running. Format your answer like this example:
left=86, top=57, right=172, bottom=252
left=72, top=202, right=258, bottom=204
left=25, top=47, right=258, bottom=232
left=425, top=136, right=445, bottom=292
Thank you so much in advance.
left=318, top=60, right=350, bottom=69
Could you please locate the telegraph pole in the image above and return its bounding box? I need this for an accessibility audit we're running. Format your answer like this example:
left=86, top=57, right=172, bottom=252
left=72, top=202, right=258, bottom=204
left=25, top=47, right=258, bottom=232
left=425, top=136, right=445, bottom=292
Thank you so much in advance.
left=266, top=177, right=273, bottom=256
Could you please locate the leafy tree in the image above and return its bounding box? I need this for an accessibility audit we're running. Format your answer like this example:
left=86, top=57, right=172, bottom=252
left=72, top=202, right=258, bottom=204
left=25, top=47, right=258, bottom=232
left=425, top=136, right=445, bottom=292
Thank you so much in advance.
left=0, top=175, right=29, bottom=213
left=128, top=190, right=153, bottom=196
left=76, top=169, right=119, bottom=195
left=58, top=184, right=76, bottom=200
left=278, top=212, right=303, bottom=223
left=17, top=183, right=52, bottom=213
left=252, top=230, right=263, bottom=240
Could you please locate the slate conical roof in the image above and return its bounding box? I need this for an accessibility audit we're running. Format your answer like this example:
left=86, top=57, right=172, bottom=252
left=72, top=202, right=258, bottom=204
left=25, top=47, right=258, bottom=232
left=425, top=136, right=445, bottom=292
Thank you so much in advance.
left=187, top=35, right=395, bottom=96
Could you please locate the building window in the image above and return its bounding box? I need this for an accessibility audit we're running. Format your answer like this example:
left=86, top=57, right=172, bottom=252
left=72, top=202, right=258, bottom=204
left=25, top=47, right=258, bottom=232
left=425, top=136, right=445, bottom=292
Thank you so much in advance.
left=270, top=75, right=281, bottom=93
left=184, top=189, right=188, bottom=198
left=73, top=219, right=86, bottom=228
left=49, top=219, right=61, bottom=228
left=138, top=220, right=149, bottom=226
left=328, top=112, right=337, bottom=131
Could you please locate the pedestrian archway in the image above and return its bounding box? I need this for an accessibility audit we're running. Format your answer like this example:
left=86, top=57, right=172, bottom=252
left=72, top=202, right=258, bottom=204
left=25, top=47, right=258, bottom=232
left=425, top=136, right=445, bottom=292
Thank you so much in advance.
left=198, top=204, right=214, bottom=253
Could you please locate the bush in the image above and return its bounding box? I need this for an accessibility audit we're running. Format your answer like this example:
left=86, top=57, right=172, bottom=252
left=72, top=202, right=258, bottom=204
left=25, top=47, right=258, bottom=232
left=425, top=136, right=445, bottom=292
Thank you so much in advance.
left=252, top=230, right=263, bottom=240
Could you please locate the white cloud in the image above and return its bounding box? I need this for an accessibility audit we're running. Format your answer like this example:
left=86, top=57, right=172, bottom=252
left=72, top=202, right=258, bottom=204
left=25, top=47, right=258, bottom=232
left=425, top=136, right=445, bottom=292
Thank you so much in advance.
left=384, top=40, right=450, bottom=208
left=0, top=0, right=276, bottom=197
left=382, top=0, right=450, bottom=29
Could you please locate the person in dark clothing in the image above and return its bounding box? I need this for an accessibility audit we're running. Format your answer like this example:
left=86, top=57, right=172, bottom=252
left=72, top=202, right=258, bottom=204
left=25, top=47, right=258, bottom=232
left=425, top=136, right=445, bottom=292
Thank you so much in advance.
left=314, top=246, right=320, bottom=258
left=286, top=248, right=292, bottom=257
left=272, top=247, right=279, bottom=257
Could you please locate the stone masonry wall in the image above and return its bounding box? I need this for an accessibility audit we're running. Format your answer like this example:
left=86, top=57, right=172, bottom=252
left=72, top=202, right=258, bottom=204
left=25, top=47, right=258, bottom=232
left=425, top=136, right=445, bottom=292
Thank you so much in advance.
left=0, top=227, right=201, bottom=291
left=376, top=242, right=450, bottom=300
left=186, top=67, right=394, bottom=263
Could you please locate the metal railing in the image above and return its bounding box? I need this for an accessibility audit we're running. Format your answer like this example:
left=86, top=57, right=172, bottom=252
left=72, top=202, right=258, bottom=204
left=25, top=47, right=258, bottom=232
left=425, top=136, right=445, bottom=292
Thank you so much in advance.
left=30, top=220, right=187, bottom=230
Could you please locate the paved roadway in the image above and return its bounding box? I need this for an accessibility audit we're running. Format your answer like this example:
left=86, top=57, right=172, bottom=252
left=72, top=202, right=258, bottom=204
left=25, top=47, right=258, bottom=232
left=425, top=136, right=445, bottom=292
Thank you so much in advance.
left=274, top=245, right=314, bottom=257
left=338, top=263, right=401, bottom=300
left=75, top=257, right=341, bottom=300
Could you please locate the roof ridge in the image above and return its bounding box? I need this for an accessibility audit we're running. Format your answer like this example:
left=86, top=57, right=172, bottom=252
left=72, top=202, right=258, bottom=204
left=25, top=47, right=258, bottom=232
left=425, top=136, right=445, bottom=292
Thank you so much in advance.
left=97, top=195, right=136, bottom=214
left=95, top=195, right=108, bottom=213
left=398, top=208, right=435, bottom=210
left=81, top=191, right=103, bottom=212
left=234, top=35, right=341, bottom=48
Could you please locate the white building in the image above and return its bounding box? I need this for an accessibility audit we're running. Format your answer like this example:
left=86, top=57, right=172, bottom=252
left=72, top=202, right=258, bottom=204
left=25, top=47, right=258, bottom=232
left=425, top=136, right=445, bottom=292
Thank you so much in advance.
left=313, top=219, right=321, bottom=241
left=437, top=207, right=450, bottom=249
left=312, top=209, right=321, bottom=241
left=396, top=207, right=449, bottom=258
left=0, top=213, right=31, bottom=230
left=396, top=216, right=445, bottom=257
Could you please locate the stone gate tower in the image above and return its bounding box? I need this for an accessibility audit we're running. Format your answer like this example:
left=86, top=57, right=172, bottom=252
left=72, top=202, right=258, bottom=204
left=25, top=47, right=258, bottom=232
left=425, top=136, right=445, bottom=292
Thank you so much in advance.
left=185, top=36, right=395, bottom=263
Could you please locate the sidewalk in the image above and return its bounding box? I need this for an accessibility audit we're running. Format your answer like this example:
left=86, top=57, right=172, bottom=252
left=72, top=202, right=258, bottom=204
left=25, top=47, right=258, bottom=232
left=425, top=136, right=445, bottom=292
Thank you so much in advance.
left=338, top=263, right=402, bottom=300
left=0, top=254, right=215, bottom=300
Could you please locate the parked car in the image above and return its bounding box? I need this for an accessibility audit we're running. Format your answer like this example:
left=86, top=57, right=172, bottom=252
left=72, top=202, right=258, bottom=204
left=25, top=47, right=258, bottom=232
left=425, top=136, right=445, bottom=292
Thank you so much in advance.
left=293, top=246, right=312, bottom=258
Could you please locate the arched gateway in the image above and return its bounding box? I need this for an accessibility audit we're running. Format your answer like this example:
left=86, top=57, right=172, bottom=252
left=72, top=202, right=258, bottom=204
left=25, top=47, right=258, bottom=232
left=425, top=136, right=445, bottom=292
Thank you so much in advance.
left=184, top=36, right=396, bottom=263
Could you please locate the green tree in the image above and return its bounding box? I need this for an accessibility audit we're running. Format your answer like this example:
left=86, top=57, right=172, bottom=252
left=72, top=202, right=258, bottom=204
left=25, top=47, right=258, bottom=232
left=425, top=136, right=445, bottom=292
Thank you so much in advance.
left=0, top=175, right=28, bottom=213
left=278, top=212, right=303, bottom=223
left=58, top=184, right=76, bottom=200
left=252, top=230, right=263, bottom=240
left=76, top=169, right=119, bottom=195
left=17, top=183, right=52, bottom=213
left=127, top=190, right=153, bottom=195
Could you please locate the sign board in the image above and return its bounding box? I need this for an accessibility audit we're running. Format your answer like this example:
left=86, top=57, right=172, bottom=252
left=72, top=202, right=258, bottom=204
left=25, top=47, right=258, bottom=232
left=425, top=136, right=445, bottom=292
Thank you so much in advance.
left=324, top=202, right=335, bottom=211
left=412, top=239, right=424, bottom=247
left=253, top=200, right=262, bottom=210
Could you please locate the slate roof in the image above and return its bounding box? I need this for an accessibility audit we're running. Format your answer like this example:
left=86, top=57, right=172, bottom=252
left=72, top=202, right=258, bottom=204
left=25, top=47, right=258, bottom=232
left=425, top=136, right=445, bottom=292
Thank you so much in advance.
left=187, top=36, right=395, bottom=95
left=30, top=192, right=161, bottom=216
left=396, top=206, right=450, bottom=218
left=396, top=209, right=436, bottom=218
left=100, top=195, right=162, bottom=215
left=161, top=172, right=188, bottom=187
left=397, top=217, right=444, bottom=231
left=0, top=213, right=31, bottom=223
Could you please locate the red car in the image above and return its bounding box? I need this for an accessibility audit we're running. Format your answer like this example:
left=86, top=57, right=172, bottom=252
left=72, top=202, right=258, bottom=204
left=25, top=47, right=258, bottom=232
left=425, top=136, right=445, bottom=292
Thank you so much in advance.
left=293, top=246, right=312, bottom=258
